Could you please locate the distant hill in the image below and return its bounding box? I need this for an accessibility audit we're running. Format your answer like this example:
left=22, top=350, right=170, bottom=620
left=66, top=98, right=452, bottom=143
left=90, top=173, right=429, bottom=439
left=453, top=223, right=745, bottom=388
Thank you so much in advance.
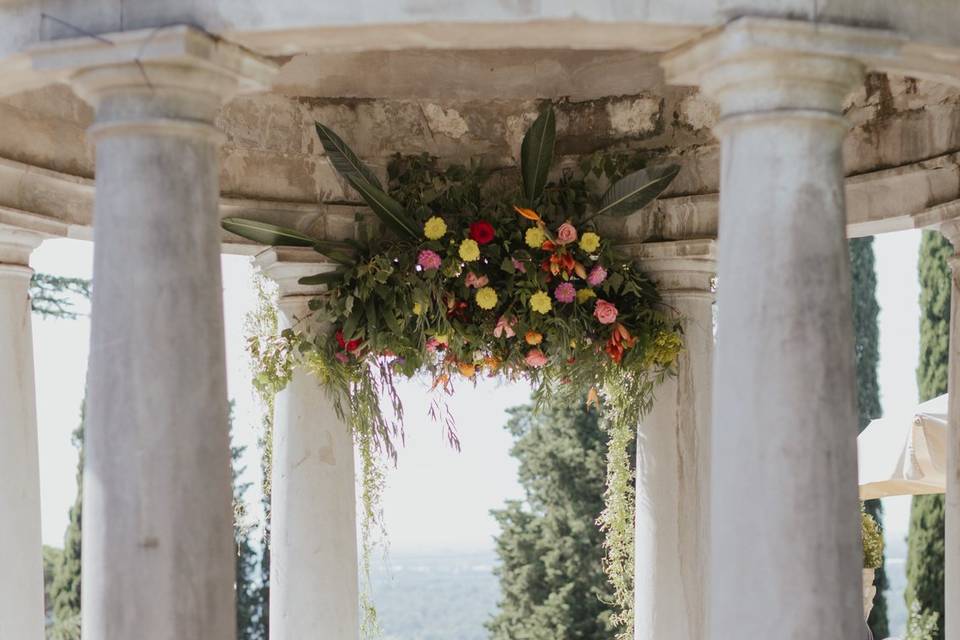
left=370, top=550, right=499, bottom=640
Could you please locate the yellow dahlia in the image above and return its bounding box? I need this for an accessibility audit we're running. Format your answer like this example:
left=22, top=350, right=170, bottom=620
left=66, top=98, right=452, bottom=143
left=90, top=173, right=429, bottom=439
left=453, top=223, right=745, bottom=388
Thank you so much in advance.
left=529, top=291, right=552, bottom=314
left=475, top=287, right=498, bottom=310
left=579, top=232, right=601, bottom=253
left=424, top=216, right=447, bottom=240
left=525, top=227, right=545, bottom=249
left=459, top=238, right=480, bottom=262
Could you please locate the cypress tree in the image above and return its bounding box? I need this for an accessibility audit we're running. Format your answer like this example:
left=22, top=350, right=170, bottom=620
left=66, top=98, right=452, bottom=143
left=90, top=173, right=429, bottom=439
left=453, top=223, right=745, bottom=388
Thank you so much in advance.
left=850, top=237, right=889, bottom=638
left=50, top=405, right=84, bottom=627
left=231, top=404, right=262, bottom=639
left=489, top=404, right=615, bottom=639
left=907, top=229, right=953, bottom=639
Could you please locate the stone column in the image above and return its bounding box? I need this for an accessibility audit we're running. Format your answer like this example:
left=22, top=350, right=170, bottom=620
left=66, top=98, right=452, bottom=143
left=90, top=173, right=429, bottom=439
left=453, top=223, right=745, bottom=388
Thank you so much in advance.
left=664, top=18, right=898, bottom=640
left=0, top=226, right=44, bottom=640
left=631, top=238, right=715, bottom=640
left=30, top=27, right=275, bottom=640
left=256, top=248, right=360, bottom=640
left=940, top=220, right=960, bottom=640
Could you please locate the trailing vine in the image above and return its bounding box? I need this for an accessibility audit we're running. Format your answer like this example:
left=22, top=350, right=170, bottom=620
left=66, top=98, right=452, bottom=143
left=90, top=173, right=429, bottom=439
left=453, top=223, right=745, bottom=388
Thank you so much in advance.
left=232, top=106, right=684, bottom=638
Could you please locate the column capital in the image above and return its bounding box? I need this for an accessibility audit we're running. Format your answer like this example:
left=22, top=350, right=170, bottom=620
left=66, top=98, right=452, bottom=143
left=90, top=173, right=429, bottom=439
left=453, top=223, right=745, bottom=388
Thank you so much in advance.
left=28, top=25, right=276, bottom=128
left=662, top=17, right=900, bottom=117
left=254, top=247, right=338, bottom=300
left=0, top=224, right=45, bottom=271
left=622, top=238, right=716, bottom=299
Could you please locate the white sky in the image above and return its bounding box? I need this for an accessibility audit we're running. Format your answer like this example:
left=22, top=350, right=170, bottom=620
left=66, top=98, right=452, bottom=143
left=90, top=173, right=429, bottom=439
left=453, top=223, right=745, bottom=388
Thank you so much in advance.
left=32, top=229, right=922, bottom=551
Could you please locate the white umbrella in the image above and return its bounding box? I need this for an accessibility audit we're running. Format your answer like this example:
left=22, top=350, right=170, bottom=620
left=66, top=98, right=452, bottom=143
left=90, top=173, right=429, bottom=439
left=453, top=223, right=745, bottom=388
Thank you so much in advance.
left=857, top=394, right=948, bottom=500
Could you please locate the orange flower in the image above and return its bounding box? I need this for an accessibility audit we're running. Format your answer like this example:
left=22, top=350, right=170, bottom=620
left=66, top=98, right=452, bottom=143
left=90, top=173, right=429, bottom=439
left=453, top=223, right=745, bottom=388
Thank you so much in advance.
left=525, top=331, right=543, bottom=345
left=514, top=205, right=541, bottom=222
left=458, top=362, right=477, bottom=378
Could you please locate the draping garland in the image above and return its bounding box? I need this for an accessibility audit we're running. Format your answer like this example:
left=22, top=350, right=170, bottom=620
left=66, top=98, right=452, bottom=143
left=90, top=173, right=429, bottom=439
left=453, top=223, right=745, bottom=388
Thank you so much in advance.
left=231, top=106, right=684, bottom=638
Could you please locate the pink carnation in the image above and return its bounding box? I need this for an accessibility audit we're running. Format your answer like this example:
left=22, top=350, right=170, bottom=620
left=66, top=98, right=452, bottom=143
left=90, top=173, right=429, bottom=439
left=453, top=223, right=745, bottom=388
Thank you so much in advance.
left=418, top=249, right=442, bottom=271
left=556, top=222, right=578, bottom=245
left=525, top=348, right=548, bottom=368
left=554, top=282, right=576, bottom=304
left=593, top=299, right=618, bottom=325
left=511, top=257, right=527, bottom=274
left=587, top=264, right=607, bottom=287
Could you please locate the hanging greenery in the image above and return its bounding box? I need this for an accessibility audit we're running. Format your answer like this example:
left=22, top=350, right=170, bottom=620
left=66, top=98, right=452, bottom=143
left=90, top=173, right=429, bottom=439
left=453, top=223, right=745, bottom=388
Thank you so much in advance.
left=225, top=105, right=683, bottom=638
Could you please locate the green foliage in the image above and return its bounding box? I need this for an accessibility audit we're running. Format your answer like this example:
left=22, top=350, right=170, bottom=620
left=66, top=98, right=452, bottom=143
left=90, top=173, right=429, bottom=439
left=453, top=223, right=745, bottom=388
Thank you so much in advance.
left=862, top=508, right=884, bottom=569
left=51, top=405, right=84, bottom=628
left=489, top=404, right=616, bottom=639
left=42, top=546, right=63, bottom=619
left=230, top=403, right=265, bottom=640
left=907, top=600, right=941, bottom=640
left=907, top=230, right=952, bottom=640
left=849, top=237, right=888, bottom=638
left=520, top=106, right=556, bottom=204
left=595, top=165, right=681, bottom=218
left=29, top=274, right=90, bottom=320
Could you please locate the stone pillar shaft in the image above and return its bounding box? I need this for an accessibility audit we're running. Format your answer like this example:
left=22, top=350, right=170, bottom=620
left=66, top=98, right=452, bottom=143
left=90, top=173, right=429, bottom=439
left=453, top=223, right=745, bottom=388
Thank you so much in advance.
left=29, top=26, right=276, bottom=640
left=663, top=18, right=898, bottom=640
left=632, top=239, right=715, bottom=640
left=0, top=227, right=44, bottom=640
left=940, top=223, right=960, bottom=640
left=256, top=250, right=360, bottom=640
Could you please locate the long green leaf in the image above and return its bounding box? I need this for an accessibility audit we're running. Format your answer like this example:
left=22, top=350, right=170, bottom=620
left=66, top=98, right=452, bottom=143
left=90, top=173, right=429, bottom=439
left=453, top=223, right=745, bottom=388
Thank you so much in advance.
left=520, top=106, right=556, bottom=204
left=596, top=164, right=681, bottom=217
left=315, top=123, right=383, bottom=190
left=312, top=240, right=357, bottom=266
left=221, top=217, right=316, bottom=247
left=346, top=175, right=420, bottom=240
left=298, top=270, right=346, bottom=286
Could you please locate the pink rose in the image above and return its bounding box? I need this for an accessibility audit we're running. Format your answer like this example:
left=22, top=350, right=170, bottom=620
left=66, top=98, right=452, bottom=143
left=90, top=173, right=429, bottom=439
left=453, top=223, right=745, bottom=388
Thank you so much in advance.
left=511, top=257, right=527, bottom=274
left=525, top=348, right=548, bottom=368
left=587, top=264, right=607, bottom=287
left=593, top=299, right=618, bottom=325
left=465, top=272, right=490, bottom=289
left=425, top=337, right=440, bottom=352
left=555, top=222, right=578, bottom=245
left=554, top=282, right=576, bottom=304
left=418, top=249, right=442, bottom=271
left=334, top=351, right=350, bottom=364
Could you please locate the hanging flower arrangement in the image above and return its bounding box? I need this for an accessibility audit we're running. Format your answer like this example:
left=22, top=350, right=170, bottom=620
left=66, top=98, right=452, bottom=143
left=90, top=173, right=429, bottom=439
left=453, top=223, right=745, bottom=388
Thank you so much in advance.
left=226, top=105, right=683, bottom=638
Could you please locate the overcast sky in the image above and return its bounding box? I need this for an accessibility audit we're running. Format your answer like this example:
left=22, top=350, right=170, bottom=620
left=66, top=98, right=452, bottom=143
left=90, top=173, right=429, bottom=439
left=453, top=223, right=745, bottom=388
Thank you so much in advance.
left=31, top=229, right=922, bottom=553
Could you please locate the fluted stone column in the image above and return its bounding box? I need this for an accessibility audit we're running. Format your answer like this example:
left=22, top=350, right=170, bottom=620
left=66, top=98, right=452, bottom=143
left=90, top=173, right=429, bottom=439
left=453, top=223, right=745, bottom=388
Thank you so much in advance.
left=664, top=18, right=898, bottom=640
left=0, top=226, right=44, bottom=640
left=631, top=238, right=715, bottom=640
left=940, top=220, right=960, bottom=640
left=256, top=248, right=360, bottom=640
left=30, top=27, right=275, bottom=640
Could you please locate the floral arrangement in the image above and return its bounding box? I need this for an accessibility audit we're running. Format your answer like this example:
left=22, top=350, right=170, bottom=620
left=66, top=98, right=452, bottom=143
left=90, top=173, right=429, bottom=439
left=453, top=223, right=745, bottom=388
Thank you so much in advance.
left=226, top=105, right=682, bottom=638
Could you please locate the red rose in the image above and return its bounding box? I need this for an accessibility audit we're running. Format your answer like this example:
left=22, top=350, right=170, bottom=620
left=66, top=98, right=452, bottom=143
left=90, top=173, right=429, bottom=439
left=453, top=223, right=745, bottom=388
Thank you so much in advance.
left=469, top=220, right=496, bottom=245
left=335, top=330, right=346, bottom=349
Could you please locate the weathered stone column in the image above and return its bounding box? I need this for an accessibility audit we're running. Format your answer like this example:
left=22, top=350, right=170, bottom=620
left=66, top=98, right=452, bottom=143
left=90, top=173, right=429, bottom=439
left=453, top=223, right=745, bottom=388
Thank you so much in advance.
left=0, top=226, right=44, bottom=640
left=630, top=238, right=715, bottom=640
left=664, top=18, right=897, bottom=640
left=30, top=27, right=275, bottom=640
left=256, top=248, right=360, bottom=640
left=940, top=220, right=960, bottom=640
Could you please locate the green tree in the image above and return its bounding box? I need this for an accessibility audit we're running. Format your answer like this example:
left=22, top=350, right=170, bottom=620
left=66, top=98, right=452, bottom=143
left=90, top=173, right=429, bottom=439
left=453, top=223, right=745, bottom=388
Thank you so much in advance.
left=231, top=404, right=263, bottom=639
left=257, top=409, right=272, bottom=639
left=907, top=230, right=953, bottom=639
left=33, top=274, right=91, bottom=638
left=489, top=404, right=615, bottom=639
left=850, top=237, right=889, bottom=638
left=29, top=274, right=90, bottom=320
left=50, top=410, right=84, bottom=627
